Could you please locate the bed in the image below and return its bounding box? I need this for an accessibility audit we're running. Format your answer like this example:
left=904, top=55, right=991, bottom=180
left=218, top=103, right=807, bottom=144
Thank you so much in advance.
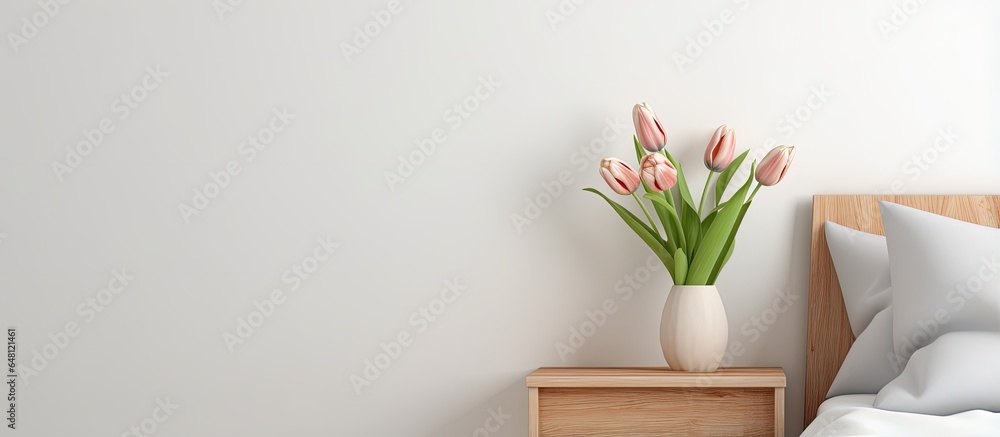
left=803, top=394, right=1000, bottom=435
left=802, top=195, right=1000, bottom=436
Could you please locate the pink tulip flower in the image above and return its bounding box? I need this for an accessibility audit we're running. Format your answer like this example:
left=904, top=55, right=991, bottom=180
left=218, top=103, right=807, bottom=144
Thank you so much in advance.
left=599, top=158, right=641, bottom=195
left=704, top=124, right=736, bottom=171
left=639, top=153, right=678, bottom=192
left=632, top=102, right=667, bottom=152
left=755, top=146, right=796, bottom=186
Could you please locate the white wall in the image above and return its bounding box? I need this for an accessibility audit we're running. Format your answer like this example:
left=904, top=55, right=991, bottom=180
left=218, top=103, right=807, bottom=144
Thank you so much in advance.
left=1, top=1, right=998, bottom=435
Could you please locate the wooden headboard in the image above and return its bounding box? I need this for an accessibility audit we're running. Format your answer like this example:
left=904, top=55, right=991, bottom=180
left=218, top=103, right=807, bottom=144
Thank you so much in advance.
left=805, top=195, right=1000, bottom=425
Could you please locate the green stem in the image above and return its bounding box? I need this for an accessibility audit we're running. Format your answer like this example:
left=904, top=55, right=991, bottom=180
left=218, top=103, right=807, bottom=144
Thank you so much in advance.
left=632, top=192, right=661, bottom=238
left=697, top=172, right=716, bottom=217
left=748, top=183, right=762, bottom=202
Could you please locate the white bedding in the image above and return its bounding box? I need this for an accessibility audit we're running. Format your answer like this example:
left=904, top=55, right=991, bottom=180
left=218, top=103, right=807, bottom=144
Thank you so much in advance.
left=801, top=395, right=1000, bottom=436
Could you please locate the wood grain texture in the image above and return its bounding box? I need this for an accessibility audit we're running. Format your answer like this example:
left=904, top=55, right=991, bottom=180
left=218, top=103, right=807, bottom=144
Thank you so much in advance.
left=528, top=387, right=539, bottom=437
left=527, top=367, right=786, bottom=388
left=538, top=387, right=775, bottom=436
left=805, top=195, right=1000, bottom=426
left=774, top=387, right=784, bottom=437
left=527, top=367, right=785, bottom=436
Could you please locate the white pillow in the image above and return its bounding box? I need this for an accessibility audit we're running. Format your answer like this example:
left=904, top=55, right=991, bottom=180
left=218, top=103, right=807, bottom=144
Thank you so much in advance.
left=825, top=221, right=892, bottom=335
left=824, top=222, right=900, bottom=397
left=879, top=201, right=1000, bottom=366
left=875, top=331, right=1000, bottom=415
left=828, top=307, right=902, bottom=397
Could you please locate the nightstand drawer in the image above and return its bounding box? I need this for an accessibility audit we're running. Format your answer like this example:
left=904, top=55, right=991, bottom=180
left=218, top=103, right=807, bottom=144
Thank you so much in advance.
left=527, top=367, right=785, bottom=437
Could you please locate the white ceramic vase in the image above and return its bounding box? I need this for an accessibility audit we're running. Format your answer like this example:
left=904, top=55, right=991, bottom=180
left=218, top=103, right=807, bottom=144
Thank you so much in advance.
left=660, top=285, right=728, bottom=372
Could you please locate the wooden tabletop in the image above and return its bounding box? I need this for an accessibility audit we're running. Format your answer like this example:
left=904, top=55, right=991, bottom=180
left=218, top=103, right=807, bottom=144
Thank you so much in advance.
left=526, top=367, right=786, bottom=388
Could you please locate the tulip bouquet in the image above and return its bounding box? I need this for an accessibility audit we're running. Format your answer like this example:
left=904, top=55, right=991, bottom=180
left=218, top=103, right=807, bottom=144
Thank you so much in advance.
left=586, top=103, right=795, bottom=286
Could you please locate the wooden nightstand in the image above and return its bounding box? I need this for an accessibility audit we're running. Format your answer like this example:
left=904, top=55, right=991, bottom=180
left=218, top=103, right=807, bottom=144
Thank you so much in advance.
left=526, top=367, right=786, bottom=437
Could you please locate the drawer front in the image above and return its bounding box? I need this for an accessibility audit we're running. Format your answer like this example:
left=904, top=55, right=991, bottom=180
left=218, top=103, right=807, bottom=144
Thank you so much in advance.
left=538, top=387, right=774, bottom=437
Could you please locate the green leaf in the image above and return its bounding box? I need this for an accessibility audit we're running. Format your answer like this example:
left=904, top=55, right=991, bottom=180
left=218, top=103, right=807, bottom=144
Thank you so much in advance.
left=715, top=149, right=750, bottom=207
left=681, top=201, right=701, bottom=257
left=633, top=135, right=646, bottom=167
left=643, top=193, right=686, bottom=250
left=686, top=161, right=756, bottom=285
left=702, top=208, right=718, bottom=232
left=701, top=200, right=729, bottom=231
left=708, top=200, right=752, bottom=284
left=674, top=248, right=688, bottom=285
left=663, top=149, right=700, bottom=256
left=653, top=204, right=677, bottom=255
left=584, top=188, right=675, bottom=279
left=708, top=166, right=758, bottom=283
left=663, top=150, right=696, bottom=211
left=634, top=137, right=678, bottom=253
left=709, top=241, right=736, bottom=284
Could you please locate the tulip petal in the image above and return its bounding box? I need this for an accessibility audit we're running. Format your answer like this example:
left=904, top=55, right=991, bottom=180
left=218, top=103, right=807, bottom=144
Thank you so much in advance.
left=704, top=126, right=725, bottom=169
left=633, top=103, right=667, bottom=152
left=704, top=125, right=736, bottom=171
left=755, top=145, right=795, bottom=186
left=600, top=157, right=641, bottom=195
left=777, top=146, right=795, bottom=181
left=635, top=137, right=680, bottom=253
